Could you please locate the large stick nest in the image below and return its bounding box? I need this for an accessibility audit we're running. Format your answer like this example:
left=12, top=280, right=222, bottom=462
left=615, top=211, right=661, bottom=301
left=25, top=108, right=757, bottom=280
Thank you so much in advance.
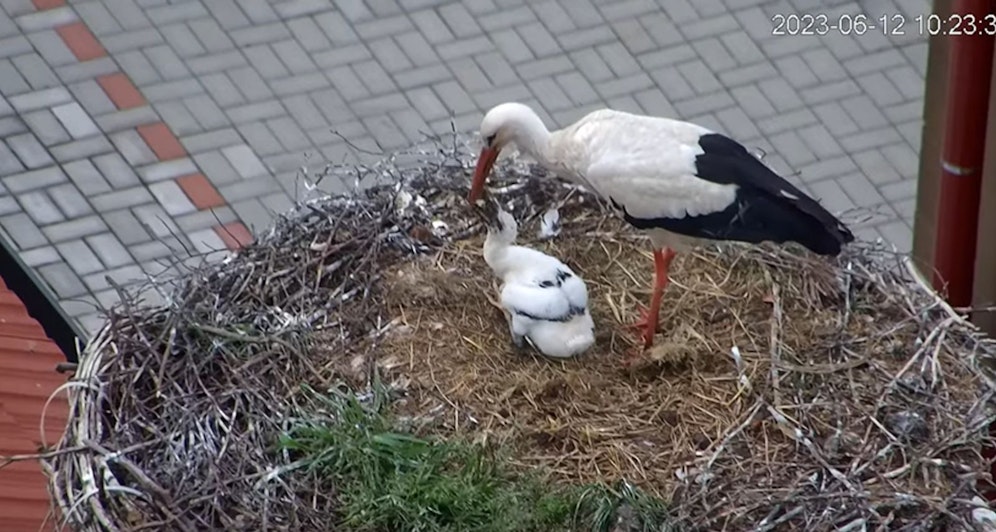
left=43, top=131, right=996, bottom=531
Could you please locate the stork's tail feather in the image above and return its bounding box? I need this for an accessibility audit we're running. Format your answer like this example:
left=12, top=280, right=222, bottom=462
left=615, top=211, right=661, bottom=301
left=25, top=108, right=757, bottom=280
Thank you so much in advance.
left=723, top=189, right=855, bottom=257
left=689, top=133, right=856, bottom=257
left=738, top=160, right=855, bottom=257
left=790, top=200, right=855, bottom=256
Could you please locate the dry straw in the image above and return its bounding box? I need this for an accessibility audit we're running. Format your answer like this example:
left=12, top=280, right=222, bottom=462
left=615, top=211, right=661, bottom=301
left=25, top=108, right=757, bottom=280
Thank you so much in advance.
left=36, top=129, right=996, bottom=531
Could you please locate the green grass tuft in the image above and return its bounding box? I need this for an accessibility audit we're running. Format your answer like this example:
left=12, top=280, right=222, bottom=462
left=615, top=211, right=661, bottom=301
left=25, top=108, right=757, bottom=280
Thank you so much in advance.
left=279, top=383, right=677, bottom=532
left=574, top=481, right=678, bottom=532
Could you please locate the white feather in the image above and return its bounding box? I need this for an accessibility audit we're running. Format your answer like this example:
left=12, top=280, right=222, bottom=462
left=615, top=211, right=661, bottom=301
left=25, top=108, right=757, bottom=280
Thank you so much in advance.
left=431, top=219, right=449, bottom=236
left=559, top=110, right=738, bottom=220
left=538, top=207, right=561, bottom=240
left=972, top=497, right=996, bottom=530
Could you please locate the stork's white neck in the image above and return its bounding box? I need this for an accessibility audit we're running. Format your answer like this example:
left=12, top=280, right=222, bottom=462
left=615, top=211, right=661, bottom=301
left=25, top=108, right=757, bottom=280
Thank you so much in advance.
left=483, top=225, right=517, bottom=278
left=496, top=105, right=553, bottom=166
left=515, top=109, right=550, bottom=164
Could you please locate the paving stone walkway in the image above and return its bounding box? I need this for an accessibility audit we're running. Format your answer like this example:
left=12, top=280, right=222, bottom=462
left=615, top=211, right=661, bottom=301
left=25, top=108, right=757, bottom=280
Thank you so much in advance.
left=0, top=0, right=929, bottom=338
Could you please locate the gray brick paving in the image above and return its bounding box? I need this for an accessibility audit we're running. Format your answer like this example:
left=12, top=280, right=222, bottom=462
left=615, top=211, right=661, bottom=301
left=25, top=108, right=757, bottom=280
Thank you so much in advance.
left=18, top=189, right=64, bottom=225
left=57, top=240, right=104, bottom=276
left=129, top=238, right=176, bottom=262
left=0, top=195, right=18, bottom=216
left=50, top=135, right=114, bottom=162
left=148, top=179, right=195, bottom=215
left=138, top=158, right=198, bottom=183
left=20, top=245, right=60, bottom=267
left=7, top=132, right=54, bottom=168
left=94, top=106, right=159, bottom=133
left=4, top=165, right=65, bottom=193
left=175, top=206, right=237, bottom=232
left=24, top=108, right=70, bottom=146
left=55, top=56, right=118, bottom=84
left=38, top=262, right=88, bottom=299
left=0, top=0, right=930, bottom=339
left=48, top=182, right=92, bottom=218
left=15, top=6, right=77, bottom=33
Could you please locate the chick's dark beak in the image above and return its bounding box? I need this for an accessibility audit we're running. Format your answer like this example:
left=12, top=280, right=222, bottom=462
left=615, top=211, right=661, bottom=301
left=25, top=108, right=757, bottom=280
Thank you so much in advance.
left=472, top=196, right=501, bottom=230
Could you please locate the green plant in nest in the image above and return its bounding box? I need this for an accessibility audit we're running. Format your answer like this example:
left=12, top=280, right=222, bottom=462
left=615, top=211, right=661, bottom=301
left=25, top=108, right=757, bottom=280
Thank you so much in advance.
left=574, top=480, right=679, bottom=532
left=279, top=379, right=678, bottom=531
left=278, top=380, right=592, bottom=531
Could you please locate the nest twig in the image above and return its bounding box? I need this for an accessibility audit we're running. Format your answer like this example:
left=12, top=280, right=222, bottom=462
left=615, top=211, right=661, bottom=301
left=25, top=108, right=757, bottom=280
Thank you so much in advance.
left=35, top=128, right=996, bottom=531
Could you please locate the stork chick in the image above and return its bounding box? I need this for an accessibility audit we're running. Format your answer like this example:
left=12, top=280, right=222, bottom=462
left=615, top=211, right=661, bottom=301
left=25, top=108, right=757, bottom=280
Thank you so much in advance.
left=477, top=199, right=595, bottom=359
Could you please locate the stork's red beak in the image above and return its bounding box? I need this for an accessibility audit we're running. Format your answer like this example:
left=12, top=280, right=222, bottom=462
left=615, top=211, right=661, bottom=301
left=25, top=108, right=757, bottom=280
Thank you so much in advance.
left=468, top=146, right=499, bottom=203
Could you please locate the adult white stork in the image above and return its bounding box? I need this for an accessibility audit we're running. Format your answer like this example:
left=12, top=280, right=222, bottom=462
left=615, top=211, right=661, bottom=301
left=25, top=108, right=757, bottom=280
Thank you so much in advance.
left=466, top=102, right=854, bottom=363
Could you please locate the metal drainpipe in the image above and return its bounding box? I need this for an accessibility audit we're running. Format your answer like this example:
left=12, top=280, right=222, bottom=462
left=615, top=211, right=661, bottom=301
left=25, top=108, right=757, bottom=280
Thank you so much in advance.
left=930, top=0, right=996, bottom=505
left=932, top=0, right=996, bottom=307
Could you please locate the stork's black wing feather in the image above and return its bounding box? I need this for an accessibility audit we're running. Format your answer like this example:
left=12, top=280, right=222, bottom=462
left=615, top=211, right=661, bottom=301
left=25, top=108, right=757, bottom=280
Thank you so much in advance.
left=613, top=133, right=854, bottom=256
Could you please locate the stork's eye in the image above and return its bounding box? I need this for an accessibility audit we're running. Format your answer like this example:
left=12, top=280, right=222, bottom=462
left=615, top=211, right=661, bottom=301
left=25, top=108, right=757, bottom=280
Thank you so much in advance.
left=485, top=134, right=496, bottom=146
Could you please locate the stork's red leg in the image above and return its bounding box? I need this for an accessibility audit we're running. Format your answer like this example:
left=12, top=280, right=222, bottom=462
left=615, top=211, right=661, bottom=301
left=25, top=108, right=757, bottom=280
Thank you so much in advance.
left=640, top=247, right=676, bottom=347
left=623, top=247, right=677, bottom=365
